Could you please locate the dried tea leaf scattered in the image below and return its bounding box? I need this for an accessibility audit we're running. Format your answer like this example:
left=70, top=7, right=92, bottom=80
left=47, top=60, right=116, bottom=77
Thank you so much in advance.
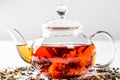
left=0, top=65, right=120, bottom=80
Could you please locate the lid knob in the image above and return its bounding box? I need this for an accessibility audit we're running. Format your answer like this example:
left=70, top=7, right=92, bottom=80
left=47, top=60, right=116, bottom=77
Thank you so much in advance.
left=56, top=5, right=67, bottom=19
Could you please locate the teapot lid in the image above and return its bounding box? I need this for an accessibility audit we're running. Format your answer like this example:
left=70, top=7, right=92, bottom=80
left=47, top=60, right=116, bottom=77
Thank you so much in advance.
left=42, top=5, right=82, bottom=30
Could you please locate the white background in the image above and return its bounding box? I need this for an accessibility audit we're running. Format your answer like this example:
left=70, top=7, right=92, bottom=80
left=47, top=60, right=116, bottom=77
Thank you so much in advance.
left=0, top=0, right=120, bottom=40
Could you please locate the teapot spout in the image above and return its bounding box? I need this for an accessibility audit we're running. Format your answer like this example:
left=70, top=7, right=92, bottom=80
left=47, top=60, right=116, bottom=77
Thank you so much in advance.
left=8, top=29, right=27, bottom=45
left=8, top=29, right=32, bottom=63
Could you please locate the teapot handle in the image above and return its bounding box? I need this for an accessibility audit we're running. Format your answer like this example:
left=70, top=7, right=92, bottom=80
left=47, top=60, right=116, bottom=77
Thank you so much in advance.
left=89, top=31, right=116, bottom=68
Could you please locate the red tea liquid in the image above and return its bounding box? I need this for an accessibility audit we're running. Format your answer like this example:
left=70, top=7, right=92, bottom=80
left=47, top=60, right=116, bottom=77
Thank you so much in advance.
left=32, top=44, right=96, bottom=79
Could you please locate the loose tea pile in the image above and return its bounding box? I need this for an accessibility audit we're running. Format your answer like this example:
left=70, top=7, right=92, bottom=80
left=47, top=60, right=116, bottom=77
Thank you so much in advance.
left=0, top=65, right=120, bottom=80
left=80, top=67, right=120, bottom=80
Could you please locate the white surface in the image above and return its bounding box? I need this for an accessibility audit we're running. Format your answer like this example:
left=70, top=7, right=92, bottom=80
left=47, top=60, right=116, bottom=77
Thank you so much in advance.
left=0, top=41, right=120, bottom=69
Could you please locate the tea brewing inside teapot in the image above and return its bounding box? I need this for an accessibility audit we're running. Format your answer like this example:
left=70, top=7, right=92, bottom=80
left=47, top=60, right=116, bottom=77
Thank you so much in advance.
left=32, top=43, right=96, bottom=78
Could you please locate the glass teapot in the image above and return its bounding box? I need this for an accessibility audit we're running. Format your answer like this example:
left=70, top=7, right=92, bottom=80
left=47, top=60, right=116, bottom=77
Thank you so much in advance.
left=8, top=5, right=116, bottom=79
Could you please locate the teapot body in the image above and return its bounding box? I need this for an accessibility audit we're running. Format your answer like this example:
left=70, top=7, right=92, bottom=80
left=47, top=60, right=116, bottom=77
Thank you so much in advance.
left=15, top=28, right=115, bottom=79
left=28, top=29, right=96, bottom=79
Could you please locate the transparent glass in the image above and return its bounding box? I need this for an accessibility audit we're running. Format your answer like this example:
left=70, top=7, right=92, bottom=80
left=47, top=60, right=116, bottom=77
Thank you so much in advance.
left=8, top=28, right=116, bottom=79
left=31, top=28, right=94, bottom=79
